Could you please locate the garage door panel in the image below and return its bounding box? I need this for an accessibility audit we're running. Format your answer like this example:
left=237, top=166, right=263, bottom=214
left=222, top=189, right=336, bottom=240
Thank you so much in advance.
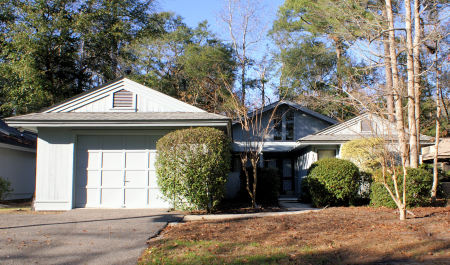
left=102, top=152, right=123, bottom=169
left=125, top=171, right=147, bottom=187
left=149, top=152, right=157, bottom=170
left=87, top=152, right=100, bottom=169
left=101, top=189, right=123, bottom=207
left=87, top=170, right=100, bottom=186
left=149, top=189, right=169, bottom=208
left=86, top=188, right=98, bottom=206
left=149, top=171, right=158, bottom=188
left=125, top=189, right=147, bottom=207
left=101, top=171, right=123, bottom=187
left=126, top=152, right=147, bottom=169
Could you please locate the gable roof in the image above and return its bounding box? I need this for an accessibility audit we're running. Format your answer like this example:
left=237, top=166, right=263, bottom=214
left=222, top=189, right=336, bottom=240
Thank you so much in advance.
left=249, top=100, right=337, bottom=125
left=44, top=77, right=205, bottom=113
left=298, top=113, right=433, bottom=143
left=6, top=78, right=230, bottom=131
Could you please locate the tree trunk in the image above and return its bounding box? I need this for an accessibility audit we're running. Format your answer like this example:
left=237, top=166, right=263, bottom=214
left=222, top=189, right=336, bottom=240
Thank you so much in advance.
left=413, top=0, right=422, bottom=157
left=382, top=25, right=395, bottom=122
left=399, top=205, right=407, bottom=220
left=405, top=0, right=419, bottom=168
left=431, top=46, right=440, bottom=203
left=241, top=61, right=246, bottom=105
left=385, top=0, right=409, bottom=170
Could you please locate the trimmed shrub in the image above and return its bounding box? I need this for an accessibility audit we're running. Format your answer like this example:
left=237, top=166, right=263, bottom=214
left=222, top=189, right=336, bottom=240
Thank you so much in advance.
left=0, top=177, right=12, bottom=200
left=239, top=167, right=280, bottom=205
left=305, top=158, right=360, bottom=207
left=370, top=167, right=434, bottom=208
left=156, top=127, right=231, bottom=212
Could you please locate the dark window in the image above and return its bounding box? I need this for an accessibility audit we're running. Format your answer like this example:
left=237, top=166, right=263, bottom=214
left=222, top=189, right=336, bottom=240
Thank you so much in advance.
left=361, top=119, right=372, bottom=132
left=273, top=117, right=282, bottom=141
left=113, top=89, right=133, bottom=108
left=318, top=149, right=336, bottom=160
left=286, top=111, right=294, bottom=140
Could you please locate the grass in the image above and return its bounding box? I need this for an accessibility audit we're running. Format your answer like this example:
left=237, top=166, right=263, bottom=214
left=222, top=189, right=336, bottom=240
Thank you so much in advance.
left=0, top=207, right=31, bottom=213
left=139, top=206, right=450, bottom=265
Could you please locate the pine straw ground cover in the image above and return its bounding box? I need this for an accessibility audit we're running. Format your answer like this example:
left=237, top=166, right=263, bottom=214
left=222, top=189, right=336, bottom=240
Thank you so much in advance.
left=139, top=207, right=450, bottom=265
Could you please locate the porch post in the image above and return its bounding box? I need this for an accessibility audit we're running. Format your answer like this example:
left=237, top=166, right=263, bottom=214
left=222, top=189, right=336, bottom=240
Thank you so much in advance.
left=259, top=153, right=264, bottom=168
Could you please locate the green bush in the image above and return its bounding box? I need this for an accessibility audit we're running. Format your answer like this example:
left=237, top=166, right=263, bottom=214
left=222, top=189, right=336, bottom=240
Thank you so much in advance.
left=0, top=177, right=12, bottom=200
left=419, top=163, right=450, bottom=182
left=239, top=167, right=280, bottom=205
left=370, top=167, right=434, bottom=208
left=305, top=158, right=360, bottom=207
left=155, top=127, right=231, bottom=212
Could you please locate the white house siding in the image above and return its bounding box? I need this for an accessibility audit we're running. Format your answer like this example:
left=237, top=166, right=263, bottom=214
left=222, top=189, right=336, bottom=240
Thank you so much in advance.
left=54, top=79, right=205, bottom=113
left=0, top=145, right=36, bottom=200
left=34, top=128, right=75, bottom=210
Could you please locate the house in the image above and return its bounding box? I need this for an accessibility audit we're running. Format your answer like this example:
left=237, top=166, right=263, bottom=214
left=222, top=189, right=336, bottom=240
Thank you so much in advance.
left=230, top=108, right=434, bottom=198
left=230, top=101, right=338, bottom=197
left=5, top=77, right=435, bottom=210
left=6, top=77, right=230, bottom=210
left=0, top=120, right=36, bottom=200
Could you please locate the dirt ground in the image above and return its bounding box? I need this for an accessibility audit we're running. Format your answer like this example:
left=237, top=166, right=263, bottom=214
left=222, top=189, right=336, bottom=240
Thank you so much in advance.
left=140, top=206, right=450, bottom=264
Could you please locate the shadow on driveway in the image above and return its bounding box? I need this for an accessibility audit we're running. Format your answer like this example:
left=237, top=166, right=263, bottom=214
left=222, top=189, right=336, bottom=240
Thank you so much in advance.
left=0, top=209, right=183, bottom=265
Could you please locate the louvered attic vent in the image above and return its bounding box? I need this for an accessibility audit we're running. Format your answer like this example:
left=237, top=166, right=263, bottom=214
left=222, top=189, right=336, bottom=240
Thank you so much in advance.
left=113, top=89, right=133, bottom=108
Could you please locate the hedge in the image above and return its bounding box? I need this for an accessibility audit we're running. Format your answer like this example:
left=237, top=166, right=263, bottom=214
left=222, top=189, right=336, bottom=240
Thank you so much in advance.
left=155, top=127, right=231, bottom=212
left=0, top=177, right=12, bottom=200
left=370, top=167, right=434, bottom=208
left=304, top=158, right=360, bottom=207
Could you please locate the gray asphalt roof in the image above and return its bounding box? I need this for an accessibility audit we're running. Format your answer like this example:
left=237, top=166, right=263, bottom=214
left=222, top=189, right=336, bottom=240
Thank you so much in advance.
left=300, top=134, right=432, bottom=142
left=5, top=112, right=230, bottom=122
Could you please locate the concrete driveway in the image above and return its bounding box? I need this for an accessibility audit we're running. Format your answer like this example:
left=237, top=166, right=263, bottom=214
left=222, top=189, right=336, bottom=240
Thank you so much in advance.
left=0, top=209, right=182, bottom=265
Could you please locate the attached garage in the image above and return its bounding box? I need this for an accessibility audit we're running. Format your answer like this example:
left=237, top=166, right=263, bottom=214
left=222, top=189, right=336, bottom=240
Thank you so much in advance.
left=6, top=78, right=230, bottom=210
left=75, top=134, right=165, bottom=208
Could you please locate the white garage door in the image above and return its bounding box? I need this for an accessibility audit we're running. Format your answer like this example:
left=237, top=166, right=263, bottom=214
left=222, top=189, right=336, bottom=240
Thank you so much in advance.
left=75, top=135, right=169, bottom=208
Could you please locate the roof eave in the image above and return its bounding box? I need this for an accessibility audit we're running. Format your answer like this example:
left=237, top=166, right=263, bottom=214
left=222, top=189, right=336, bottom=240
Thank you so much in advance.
left=6, top=119, right=230, bottom=131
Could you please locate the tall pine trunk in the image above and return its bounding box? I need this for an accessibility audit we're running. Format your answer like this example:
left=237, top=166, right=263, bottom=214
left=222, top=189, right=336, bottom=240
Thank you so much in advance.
left=405, top=0, right=419, bottom=168
left=413, top=0, right=422, bottom=156
left=431, top=42, right=440, bottom=203
left=382, top=6, right=395, bottom=123
left=385, top=0, right=408, bottom=220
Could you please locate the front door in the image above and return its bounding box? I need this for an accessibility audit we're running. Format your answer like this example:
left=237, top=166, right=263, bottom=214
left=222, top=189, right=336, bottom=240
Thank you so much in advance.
left=280, top=159, right=295, bottom=196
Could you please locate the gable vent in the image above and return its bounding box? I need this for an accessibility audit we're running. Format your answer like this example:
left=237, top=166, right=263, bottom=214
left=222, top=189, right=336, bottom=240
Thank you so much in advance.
left=113, top=89, right=133, bottom=108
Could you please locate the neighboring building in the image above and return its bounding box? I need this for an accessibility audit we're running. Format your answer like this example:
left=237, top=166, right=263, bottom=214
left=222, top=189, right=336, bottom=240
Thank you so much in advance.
left=422, top=138, right=450, bottom=172
left=6, top=78, right=230, bottom=210
left=0, top=120, right=36, bottom=200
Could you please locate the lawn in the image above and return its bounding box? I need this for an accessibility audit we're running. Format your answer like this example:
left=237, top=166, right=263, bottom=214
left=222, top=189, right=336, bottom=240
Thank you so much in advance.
left=139, top=206, right=450, bottom=265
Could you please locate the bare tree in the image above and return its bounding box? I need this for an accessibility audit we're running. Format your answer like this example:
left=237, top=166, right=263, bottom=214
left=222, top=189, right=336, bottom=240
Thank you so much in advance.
left=431, top=40, right=441, bottom=203
left=405, top=0, right=419, bottom=167
left=221, top=79, right=283, bottom=208
left=220, top=0, right=265, bottom=105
